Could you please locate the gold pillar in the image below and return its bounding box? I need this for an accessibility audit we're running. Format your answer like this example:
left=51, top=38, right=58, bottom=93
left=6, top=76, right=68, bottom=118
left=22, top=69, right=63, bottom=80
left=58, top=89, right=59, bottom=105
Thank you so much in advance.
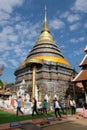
left=32, top=65, right=36, bottom=99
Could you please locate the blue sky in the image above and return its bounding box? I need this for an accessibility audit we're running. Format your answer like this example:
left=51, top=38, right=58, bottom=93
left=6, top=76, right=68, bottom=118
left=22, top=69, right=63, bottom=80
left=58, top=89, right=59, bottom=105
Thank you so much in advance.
left=0, top=0, right=87, bottom=83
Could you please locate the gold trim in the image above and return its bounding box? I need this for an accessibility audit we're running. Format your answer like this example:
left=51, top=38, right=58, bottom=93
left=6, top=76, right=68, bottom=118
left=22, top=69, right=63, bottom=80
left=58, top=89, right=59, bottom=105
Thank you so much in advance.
left=27, top=58, right=43, bottom=64
left=31, top=56, right=70, bottom=66
left=21, top=60, right=27, bottom=66
left=21, top=56, right=70, bottom=67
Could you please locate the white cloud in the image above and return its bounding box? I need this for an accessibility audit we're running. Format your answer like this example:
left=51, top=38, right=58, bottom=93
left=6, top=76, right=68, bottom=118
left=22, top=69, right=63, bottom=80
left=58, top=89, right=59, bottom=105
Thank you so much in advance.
left=73, top=49, right=83, bottom=56
left=14, top=45, right=23, bottom=56
left=60, top=45, right=66, bottom=49
left=0, top=11, right=10, bottom=21
left=0, top=58, right=8, bottom=67
left=0, top=0, right=24, bottom=24
left=69, top=37, right=85, bottom=43
left=49, top=18, right=65, bottom=30
left=84, top=23, right=87, bottom=28
left=1, top=52, right=9, bottom=60
left=0, top=13, right=41, bottom=68
left=60, top=11, right=81, bottom=23
left=0, top=0, right=24, bottom=13
left=8, top=35, right=18, bottom=42
left=0, top=42, right=11, bottom=52
left=67, top=14, right=81, bottom=23
left=69, top=48, right=83, bottom=58
left=8, top=59, right=19, bottom=67
left=0, top=26, right=13, bottom=36
left=69, top=23, right=80, bottom=31
left=60, top=11, right=70, bottom=19
left=72, top=0, right=87, bottom=13
left=0, top=26, right=17, bottom=47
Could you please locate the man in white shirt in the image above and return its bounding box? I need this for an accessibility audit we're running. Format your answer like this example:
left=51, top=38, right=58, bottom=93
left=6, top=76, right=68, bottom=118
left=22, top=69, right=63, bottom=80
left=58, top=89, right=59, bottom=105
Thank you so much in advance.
left=16, top=96, right=24, bottom=116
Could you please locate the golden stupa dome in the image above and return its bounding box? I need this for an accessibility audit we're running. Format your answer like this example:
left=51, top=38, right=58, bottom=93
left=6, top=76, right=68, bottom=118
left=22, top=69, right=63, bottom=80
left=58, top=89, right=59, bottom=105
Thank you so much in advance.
left=21, top=7, right=70, bottom=67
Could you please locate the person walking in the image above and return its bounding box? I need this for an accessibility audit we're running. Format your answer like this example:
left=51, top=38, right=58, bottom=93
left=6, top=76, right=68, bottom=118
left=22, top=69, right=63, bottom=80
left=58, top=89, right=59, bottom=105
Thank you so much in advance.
left=60, top=98, right=65, bottom=114
left=83, top=103, right=87, bottom=118
left=65, top=97, right=70, bottom=114
left=43, top=99, right=48, bottom=114
left=16, top=96, right=24, bottom=116
left=69, top=97, right=76, bottom=115
left=10, top=96, right=15, bottom=109
left=32, top=97, right=38, bottom=116
left=53, top=98, right=61, bottom=118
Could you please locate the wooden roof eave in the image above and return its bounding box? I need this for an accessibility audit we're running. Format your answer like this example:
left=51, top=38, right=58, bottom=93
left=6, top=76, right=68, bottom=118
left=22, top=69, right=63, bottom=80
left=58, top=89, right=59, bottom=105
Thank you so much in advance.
left=72, top=69, right=87, bottom=83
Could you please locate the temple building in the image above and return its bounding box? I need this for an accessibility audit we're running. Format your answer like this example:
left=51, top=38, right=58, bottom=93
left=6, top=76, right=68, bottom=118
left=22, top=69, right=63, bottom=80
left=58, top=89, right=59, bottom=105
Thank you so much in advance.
left=73, top=46, right=87, bottom=102
left=14, top=8, right=76, bottom=100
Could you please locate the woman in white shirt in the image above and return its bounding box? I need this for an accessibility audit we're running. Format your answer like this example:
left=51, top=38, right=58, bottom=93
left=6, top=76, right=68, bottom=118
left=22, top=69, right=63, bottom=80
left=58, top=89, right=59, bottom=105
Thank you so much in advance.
left=53, top=98, right=61, bottom=118
left=69, top=98, right=76, bottom=115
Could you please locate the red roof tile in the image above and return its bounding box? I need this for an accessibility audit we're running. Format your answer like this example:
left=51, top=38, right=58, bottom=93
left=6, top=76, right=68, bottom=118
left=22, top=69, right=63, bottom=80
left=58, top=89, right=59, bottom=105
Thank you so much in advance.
left=79, top=54, right=87, bottom=67
left=73, top=69, right=87, bottom=82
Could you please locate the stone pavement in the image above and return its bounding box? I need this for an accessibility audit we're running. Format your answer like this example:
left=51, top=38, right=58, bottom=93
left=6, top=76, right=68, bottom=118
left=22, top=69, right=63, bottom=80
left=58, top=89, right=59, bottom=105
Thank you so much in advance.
left=41, top=118, right=87, bottom=130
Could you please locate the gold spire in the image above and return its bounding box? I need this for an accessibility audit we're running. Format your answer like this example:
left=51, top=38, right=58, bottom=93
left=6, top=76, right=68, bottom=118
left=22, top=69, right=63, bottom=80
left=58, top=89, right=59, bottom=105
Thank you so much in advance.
left=41, top=6, right=50, bottom=33
left=36, top=6, right=55, bottom=44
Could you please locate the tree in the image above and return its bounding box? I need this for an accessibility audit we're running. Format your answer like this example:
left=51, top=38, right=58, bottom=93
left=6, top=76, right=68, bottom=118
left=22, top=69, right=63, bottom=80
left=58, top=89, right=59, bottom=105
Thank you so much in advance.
left=0, top=80, right=3, bottom=88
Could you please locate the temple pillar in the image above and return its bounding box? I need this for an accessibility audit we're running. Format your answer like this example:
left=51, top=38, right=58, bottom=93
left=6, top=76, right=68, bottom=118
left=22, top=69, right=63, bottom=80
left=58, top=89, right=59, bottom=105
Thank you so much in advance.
left=32, top=65, right=36, bottom=99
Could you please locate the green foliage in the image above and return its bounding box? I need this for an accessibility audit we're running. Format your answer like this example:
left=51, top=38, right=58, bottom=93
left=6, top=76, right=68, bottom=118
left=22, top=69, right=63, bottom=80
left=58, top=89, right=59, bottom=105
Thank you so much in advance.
left=0, top=80, right=3, bottom=88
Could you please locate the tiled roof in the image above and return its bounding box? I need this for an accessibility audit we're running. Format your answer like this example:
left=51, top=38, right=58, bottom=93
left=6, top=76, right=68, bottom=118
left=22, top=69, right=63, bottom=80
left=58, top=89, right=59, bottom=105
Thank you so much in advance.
left=73, top=69, right=87, bottom=82
left=79, top=54, right=87, bottom=67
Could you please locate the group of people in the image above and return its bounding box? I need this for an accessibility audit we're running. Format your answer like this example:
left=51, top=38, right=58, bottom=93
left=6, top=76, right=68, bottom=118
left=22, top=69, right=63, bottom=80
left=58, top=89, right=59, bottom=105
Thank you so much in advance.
left=52, top=97, right=76, bottom=118
left=16, top=95, right=77, bottom=118
left=31, top=97, right=76, bottom=118
left=16, top=96, right=48, bottom=116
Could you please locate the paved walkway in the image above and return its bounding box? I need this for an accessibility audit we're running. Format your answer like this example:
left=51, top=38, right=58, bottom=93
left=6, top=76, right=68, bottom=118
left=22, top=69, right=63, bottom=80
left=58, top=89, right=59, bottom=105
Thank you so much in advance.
left=42, top=118, right=87, bottom=130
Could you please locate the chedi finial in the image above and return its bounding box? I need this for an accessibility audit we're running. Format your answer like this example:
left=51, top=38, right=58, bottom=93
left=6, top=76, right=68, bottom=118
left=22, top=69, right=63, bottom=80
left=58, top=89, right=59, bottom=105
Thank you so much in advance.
left=41, top=6, right=50, bottom=33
